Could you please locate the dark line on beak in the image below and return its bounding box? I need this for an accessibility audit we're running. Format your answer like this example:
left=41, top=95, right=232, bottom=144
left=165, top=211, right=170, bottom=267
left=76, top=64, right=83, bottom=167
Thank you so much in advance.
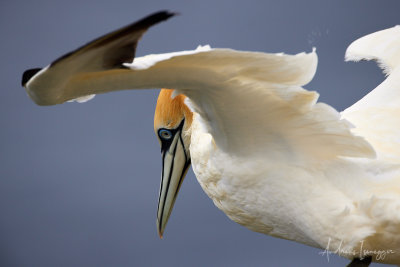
left=173, top=159, right=191, bottom=202
left=172, top=132, right=191, bottom=201
left=157, top=151, right=166, bottom=214
left=158, top=134, right=179, bottom=231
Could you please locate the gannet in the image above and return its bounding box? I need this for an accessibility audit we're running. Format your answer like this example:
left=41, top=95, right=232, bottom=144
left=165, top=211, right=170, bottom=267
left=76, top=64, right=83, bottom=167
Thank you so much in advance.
left=21, top=11, right=400, bottom=267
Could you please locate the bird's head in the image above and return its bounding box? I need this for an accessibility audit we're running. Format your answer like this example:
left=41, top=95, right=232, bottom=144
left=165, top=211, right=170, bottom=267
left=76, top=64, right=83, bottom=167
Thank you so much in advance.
left=154, top=89, right=193, bottom=238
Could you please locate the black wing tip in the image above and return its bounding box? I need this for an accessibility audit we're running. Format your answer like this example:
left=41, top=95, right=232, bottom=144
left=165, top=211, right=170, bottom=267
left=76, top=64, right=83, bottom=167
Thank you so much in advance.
left=21, top=68, right=42, bottom=87
left=152, top=10, right=179, bottom=18
left=49, top=10, right=178, bottom=68
left=136, top=10, right=178, bottom=28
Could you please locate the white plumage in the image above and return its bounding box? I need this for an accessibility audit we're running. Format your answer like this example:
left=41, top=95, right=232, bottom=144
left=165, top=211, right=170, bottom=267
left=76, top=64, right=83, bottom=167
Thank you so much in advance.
left=22, top=12, right=400, bottom=266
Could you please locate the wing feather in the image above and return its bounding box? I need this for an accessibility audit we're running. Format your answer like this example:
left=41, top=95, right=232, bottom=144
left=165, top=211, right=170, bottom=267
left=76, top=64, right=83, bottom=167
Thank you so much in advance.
left=343, top=25, right=400, bottom=162
left=51, top=11, right=175, bottom=70
left=68, top=48, right=375, bottom=160
left=25, top=15, right=379, bottom=161
left=345, top=26, right=400, bottom=76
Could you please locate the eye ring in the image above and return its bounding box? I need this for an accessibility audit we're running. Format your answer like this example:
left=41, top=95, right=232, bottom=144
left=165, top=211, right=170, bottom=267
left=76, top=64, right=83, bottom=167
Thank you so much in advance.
left=159, top=129, right=173, bottom=140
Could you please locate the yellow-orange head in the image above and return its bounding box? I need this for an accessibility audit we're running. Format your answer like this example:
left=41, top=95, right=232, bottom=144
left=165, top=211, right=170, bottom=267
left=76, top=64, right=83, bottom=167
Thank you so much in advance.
left=154, top=89, right=193, bottom=146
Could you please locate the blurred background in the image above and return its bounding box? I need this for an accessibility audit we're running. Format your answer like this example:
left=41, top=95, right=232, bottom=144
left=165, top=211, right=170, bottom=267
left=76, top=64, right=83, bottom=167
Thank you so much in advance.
left=1, top=0, right=399, bottom=266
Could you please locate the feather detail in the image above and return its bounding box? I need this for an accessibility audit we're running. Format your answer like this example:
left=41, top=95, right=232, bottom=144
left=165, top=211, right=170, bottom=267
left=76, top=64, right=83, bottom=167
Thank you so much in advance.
left=345, top=25, right=400, bottom=76
left=343, top=26, right=400, bottom=162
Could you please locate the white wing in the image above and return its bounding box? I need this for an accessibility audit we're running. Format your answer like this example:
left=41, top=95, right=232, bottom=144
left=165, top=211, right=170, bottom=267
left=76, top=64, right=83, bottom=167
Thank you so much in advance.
left=26, top=48, right=375, bottom=161
left=24, top=13, right=380, bottom=161
left=342, top=26, right=400, bottom=162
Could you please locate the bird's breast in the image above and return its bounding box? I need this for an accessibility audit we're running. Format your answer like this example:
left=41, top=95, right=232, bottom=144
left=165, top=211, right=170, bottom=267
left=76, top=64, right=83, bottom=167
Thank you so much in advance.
left=189, top=115, right=321, bottom=245
left=188, top=114, right=400, bottom=255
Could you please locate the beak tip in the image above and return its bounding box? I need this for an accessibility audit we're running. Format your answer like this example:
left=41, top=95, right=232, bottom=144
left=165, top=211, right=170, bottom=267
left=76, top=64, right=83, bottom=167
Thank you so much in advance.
left=157, top=220, right=164, bottom=239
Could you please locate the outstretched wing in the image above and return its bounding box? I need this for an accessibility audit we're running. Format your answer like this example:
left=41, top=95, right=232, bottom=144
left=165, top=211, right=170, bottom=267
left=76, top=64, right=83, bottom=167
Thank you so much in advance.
left=342, top=26, right=400, bottom=162
left=24, top=15, right=376, bottom=161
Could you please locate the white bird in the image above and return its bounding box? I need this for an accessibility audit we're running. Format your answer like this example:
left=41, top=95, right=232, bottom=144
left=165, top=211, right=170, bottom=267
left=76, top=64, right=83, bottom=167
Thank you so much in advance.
left=22, top=11, right=400, bottom=267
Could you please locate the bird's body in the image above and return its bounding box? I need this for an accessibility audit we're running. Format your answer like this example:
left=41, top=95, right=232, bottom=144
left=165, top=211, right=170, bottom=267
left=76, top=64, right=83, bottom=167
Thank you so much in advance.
left=190, top=96, right=400, bottom=264
left=22, top=12, right=400, bottom=266
left=192, top=121, right=400, bottom=261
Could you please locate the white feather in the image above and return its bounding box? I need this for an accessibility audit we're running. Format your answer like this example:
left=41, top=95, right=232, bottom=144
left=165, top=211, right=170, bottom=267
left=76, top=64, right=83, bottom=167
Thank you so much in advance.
left=68, top=94, right=96, bottom=103
left=345, top=26, right=400, bottom=76
left=126, top=45, right=211, bottom=70
left=343, top=25, right=400, bottom=163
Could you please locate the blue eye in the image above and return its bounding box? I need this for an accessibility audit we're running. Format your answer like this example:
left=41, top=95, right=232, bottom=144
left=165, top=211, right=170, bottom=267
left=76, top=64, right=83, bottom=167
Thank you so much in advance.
left=159, top=129, right=172, bottom=140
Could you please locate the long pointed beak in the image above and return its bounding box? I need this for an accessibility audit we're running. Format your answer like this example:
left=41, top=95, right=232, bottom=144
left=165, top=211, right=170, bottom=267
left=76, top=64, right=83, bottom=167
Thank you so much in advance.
left=157, top=129, right=190, bottom=238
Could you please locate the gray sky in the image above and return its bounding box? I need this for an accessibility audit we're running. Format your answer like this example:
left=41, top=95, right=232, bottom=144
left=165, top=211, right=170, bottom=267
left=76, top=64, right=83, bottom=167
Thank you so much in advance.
left=1, top=0, right=399, bottom=266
